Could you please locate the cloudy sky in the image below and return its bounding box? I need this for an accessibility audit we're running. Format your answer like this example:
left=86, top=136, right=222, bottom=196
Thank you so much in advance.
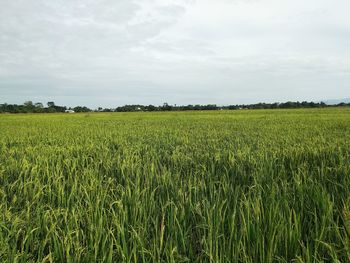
left=0, top=0, right=349, bottom=107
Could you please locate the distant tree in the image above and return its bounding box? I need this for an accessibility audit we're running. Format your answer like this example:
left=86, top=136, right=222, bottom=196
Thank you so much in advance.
left=47, top=107, right=57, bottom=113
left=23, top=101, right=35, bottom=113
left=146, top=105, right=157, bottom=111
left=33, top=102, right=44, bottom=113
left=162, top=102, right=172, bottom=111
left=73, top=106, right=91, bottom=112
left=24, top=101, right=33, bottom=107
left=47, top=102, right=55, bottom=107
left=35, top=102, right=44, bottom=108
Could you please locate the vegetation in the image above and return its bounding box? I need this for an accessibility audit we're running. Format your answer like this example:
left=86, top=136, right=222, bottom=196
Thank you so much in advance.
left=0, top=108, right=350, bottom=262
left=2, top=100, right=350, bottom=113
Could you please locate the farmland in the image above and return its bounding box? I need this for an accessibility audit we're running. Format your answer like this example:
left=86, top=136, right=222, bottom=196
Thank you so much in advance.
left=0, top=108, right=350, bottom=262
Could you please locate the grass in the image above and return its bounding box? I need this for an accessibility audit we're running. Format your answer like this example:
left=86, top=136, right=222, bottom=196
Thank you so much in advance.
left=0, top=108, right=350, bottom=262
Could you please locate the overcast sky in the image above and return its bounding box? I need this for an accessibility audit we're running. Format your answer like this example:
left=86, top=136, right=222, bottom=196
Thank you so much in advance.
left=0, top=0, right=349, bottom=107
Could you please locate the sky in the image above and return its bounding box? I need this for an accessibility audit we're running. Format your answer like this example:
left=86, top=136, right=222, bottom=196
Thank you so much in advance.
left=0, top=0, right=349, bottom=108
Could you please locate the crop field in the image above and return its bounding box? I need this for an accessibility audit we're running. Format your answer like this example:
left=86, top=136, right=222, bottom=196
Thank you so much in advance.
left=0, top=108, right=350, bottom=262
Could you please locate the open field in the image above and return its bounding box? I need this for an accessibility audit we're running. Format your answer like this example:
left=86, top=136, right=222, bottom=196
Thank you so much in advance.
left=0, top=108, right=350, bottom=262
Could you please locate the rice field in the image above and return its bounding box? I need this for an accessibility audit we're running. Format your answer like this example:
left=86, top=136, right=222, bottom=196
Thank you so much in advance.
left=0, top=108, right=350, bottom=262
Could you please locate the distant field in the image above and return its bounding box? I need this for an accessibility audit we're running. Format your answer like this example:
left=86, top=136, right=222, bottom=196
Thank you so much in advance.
left=1, top=108, right=350, bottom=262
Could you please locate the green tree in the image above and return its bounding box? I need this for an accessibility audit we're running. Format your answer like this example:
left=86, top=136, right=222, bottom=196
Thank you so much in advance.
left=47, top=102, right=55, bottom=107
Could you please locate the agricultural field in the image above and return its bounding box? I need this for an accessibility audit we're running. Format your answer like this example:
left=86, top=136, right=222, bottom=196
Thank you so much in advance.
left=0, top=108, right=350, bottom=262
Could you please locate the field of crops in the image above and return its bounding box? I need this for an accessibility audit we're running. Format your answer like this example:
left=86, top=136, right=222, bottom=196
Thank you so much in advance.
left=0, top=108, right=350, bottom=262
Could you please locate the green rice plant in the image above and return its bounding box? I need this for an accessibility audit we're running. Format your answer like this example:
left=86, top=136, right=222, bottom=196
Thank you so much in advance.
left=0, top=108, right=349, bottom=262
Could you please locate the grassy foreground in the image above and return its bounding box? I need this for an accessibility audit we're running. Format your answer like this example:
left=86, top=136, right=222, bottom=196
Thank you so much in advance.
left=0, top=108, right=350, bottom=262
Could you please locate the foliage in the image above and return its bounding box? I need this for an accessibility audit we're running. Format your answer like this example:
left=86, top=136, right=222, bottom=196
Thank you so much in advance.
left=0, top=102, right=68, bottom=113
left=1, top=101, right=350, bottom=114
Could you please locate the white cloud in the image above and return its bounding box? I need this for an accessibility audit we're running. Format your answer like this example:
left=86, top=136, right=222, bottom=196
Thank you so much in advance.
left=0, top=0, right=349, bottom=107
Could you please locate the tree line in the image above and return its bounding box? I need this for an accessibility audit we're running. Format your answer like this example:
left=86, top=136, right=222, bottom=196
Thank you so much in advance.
left=0, top=101, right=91, bottom=113
left=0, top=101, right=349, bottom=114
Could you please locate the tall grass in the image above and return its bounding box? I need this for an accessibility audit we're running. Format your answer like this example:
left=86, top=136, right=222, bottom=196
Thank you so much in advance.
left=0, top=108, right=350, bottom=262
